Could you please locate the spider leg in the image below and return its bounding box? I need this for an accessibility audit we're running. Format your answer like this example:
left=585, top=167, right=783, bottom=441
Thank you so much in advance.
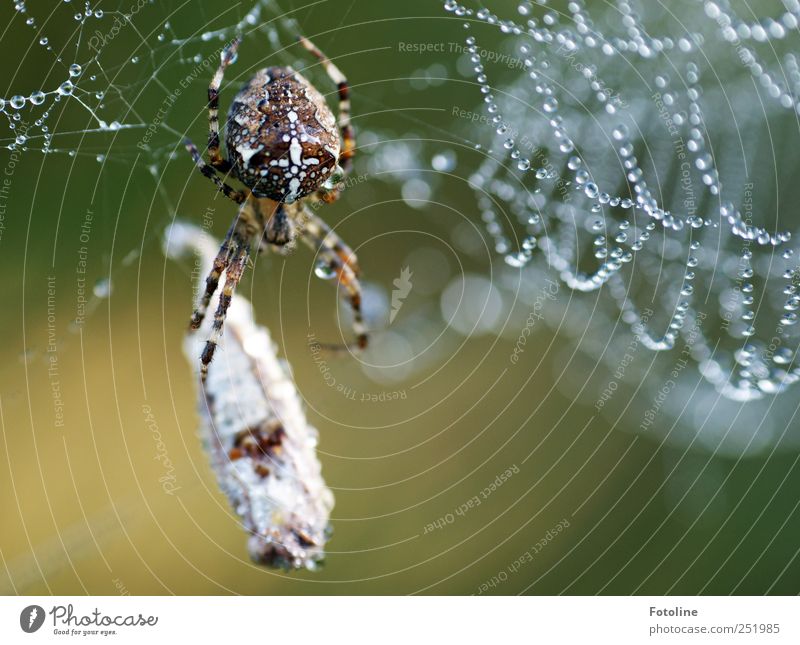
left=295, top=205, right=367, bottom=351
left=298, top=36, right=355, bottom=202
left=208, top=36, right=241, bottom=168
left=185, top=138, right=247, bottom=205
left=190, top=221, right=237, bottom=330
left=201, top=238, right=251, bottom=381
left=191, top=197, right=263, bottom=331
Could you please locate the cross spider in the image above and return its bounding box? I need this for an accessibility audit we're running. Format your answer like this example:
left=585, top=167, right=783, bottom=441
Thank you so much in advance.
left=185, top=35, right=367, bottom=380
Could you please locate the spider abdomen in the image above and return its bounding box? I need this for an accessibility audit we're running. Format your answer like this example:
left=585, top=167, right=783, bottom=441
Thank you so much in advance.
left=225, top=66, right=340, bottom=203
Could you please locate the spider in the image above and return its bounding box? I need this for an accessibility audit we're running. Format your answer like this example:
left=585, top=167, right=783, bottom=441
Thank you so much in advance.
left=184, top=35, right=367, bottom=381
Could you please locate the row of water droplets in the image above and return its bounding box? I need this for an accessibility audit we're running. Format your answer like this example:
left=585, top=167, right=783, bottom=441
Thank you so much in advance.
left=444, top=0, right=800, bottom=400
left=4, top=0, right=278, bottom=158
left=5, top=1, right=132, bottom=154
left=704, top=0, right=800, bottom=113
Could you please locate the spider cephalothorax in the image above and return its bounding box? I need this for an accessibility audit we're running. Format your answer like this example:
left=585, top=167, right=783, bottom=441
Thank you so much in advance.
left=184, top=35, right=365, bottom=380
left=226, top=67, right=341, bottom=203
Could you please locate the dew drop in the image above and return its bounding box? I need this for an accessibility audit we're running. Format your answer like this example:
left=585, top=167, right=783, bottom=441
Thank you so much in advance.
left=584, top=182, right=599, bottom=199
left=543, top=96, right=558, bottom=113
left=314, top=261, right=337, bottom=280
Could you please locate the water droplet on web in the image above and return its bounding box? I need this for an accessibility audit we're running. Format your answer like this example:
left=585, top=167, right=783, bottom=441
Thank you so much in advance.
left=68, top=63, right=81, bottom=77
left=687, top=215, right=704, bottom=228
left=29, top=91, right=45, bottom=105
left=543, top=96, right=558, bottom=113
left=505, top=252, right=531, bottom=268
left=314, top=261, right=337, bottom=280
left=10, top=95, right=25, bottom=109
left=57, top=80, right=73, bottom=96
left=612, top=124, right=629, bottom=140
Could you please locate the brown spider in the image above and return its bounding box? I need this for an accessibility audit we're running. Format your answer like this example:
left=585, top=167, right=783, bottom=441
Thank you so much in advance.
left=184, top=35, right=366, bottom=381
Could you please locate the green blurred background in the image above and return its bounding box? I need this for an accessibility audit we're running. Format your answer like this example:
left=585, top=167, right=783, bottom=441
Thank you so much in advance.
left=1, top=0, right=799, bottom=595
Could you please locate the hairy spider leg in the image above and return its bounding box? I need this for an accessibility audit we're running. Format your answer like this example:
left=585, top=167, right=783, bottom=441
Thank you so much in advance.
left=297, top=36, right=355, bottom=202
left=295, top=203, right=368, bottom=351
left=208, top=36, right=241, bottom=169
left=185, top=139, right=247, bottom=205
left=191, top=196, right=263, bottom=331
left=190, top=220, right=237, bottom=330
left=200, top=237, right=251, bottom=381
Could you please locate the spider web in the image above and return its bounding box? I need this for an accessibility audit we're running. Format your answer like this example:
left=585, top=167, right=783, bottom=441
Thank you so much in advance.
left=439, top=0, right=800, bottom=405
left=3, top=0, right=287, bottom=153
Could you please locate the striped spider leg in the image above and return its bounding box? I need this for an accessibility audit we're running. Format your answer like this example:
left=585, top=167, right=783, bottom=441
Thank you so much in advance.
left=190, top=196, right=263, bottom=381
left=287, top=201, right=367, bottom=351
